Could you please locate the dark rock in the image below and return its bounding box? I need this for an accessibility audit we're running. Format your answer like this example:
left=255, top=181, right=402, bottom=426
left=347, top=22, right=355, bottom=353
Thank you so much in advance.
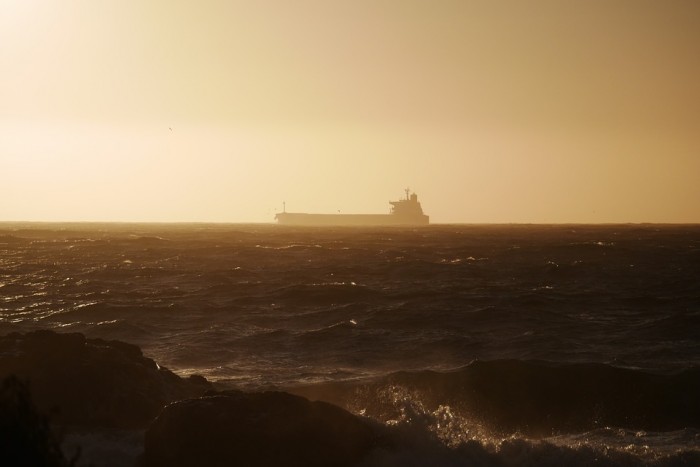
left=143, top=390, right=383, bottom=467
left=0, top=375, right=76, bottom=467
left=0, top=331, right=213, bottom=429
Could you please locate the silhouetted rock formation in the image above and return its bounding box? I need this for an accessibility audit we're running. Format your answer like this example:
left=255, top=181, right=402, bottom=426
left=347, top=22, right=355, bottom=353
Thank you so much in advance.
left=0, top=375, right=76, bottom=467
left=143, top=390, right=383, bottom=467
left=0, top=330, right=212, bottom=429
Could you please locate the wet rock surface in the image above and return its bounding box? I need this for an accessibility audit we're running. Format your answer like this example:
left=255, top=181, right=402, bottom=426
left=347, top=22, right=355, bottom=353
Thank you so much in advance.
left=0, top=330, right=212, bottom=429
left=143, top=390, right=383, bottom=467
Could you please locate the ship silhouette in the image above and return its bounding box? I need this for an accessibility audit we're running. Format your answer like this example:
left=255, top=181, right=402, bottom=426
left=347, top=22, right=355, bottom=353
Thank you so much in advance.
left=275, top=189, right=429, bottom=226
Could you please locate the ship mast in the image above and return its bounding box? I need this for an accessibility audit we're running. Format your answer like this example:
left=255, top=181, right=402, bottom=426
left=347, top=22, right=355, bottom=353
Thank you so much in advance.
left=405, top=187, right=410, bottom=200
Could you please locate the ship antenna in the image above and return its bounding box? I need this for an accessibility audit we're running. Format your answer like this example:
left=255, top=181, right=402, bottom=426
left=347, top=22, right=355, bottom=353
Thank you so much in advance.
left=405, top=187, right=410, bottom=200
left=283, top=201, right=286, bottom=213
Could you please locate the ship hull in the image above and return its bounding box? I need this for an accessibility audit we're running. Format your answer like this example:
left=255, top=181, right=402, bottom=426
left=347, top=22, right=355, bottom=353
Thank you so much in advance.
left=275, top=212, right=429, bottom=226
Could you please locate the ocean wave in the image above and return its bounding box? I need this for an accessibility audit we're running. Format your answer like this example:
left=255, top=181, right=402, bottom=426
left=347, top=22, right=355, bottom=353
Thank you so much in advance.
left=50, top=301, right=186, bottom=323
left=271, top=282, right=383, bottom=304
left=634, top=311, right=700, bottom=339
left=126, top=235, right=170, bottom=243
left=359, top=431, right=700, bottom=467
left=290, top=360, right=700, bottom=437
left=0, top=234, right=29, bottom=245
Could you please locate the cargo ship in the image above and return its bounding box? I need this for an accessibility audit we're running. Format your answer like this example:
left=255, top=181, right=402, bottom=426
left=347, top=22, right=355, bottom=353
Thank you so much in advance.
left=275, top=189, right=429, bottom=226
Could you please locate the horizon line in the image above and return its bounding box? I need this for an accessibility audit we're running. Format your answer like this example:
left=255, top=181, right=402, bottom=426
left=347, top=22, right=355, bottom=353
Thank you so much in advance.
left=2, top=220, right=700, bottom=227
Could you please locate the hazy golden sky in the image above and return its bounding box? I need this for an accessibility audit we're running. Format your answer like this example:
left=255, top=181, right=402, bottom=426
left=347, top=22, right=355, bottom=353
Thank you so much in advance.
left=2, top=0, right=699, bottom=223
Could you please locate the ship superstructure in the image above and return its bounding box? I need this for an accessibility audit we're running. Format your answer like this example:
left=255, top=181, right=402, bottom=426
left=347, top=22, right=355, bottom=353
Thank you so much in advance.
left=275, top=189, right=429, bottom=226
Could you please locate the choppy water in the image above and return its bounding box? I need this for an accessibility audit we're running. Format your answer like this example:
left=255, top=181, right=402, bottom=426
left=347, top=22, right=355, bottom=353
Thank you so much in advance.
left=2, top=223, right=699, bottom=465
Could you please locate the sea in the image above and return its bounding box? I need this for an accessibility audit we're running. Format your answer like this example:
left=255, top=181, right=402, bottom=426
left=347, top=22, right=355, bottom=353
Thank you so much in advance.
left=1, top=222, right=699, bottom=466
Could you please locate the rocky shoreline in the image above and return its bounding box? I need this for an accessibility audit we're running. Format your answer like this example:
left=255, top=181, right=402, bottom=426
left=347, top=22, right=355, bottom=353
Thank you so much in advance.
left=0, top=331, right=387, bottom=466
left=3, top=331, right=699, bottom=467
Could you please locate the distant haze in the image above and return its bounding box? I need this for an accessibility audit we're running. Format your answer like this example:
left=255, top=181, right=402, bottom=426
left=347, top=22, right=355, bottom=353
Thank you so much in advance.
left=2, top=1, right=699, bottom=223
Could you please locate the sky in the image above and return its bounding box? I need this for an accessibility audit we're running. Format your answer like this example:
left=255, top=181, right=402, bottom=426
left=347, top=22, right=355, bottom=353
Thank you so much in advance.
left=1, top=0, right=699, bottom=223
